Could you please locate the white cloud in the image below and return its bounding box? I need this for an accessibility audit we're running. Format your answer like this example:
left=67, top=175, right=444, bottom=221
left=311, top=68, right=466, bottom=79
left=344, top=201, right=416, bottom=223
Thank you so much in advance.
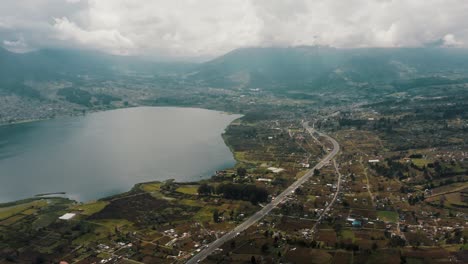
left=3, top=37, right=31, bottom=53
left=442, top=34, right=463, bottom=47
left=53, top=17, right=134, bottom=55
left=1, top=0, right=468, bottom=58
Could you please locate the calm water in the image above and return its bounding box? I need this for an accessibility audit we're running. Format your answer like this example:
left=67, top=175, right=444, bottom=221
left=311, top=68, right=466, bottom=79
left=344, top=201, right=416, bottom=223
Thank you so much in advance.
left=0, top=107, right=241, bottom=203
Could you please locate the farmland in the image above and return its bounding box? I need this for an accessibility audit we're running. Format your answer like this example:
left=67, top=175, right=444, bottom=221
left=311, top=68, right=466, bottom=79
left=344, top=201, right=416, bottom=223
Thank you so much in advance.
left=1, top=72, right=467, bottom=263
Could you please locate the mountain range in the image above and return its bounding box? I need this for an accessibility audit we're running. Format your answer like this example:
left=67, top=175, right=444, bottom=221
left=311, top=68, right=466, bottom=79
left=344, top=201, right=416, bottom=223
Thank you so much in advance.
left=2, top=46, right=468, bottom=98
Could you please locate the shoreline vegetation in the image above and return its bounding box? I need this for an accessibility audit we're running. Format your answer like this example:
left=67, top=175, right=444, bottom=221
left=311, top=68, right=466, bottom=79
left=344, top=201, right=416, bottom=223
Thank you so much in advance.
left=0, top=105, right=123, bottom=127
left=34, top=192, right=66, bottom=197
left=0, top=106, right=243, bottom=207
left=0, top=104, right=239, bottom=127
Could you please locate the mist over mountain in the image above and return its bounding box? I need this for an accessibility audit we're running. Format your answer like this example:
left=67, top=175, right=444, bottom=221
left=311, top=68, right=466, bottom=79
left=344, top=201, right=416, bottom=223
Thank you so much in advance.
left=2, top=46, right=468, bottom=101
left=0, top=47, right=195, bottom=98
left=192, top=46, right=468, bottom=91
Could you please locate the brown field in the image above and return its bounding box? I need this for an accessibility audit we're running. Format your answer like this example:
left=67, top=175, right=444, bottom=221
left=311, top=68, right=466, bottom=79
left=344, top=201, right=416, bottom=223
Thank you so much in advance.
left=316, top=229, right=338, bottom=246
left=332, top=251, right=352, bottom=264
left=277, top=216, right=315, bottom=232
left=403, top=247, right=451, bottom=262
left=284, top=248, right=333, bottom=264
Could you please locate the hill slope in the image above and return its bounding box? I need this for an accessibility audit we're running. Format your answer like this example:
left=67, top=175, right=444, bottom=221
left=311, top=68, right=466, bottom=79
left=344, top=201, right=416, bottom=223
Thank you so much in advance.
left=191, top=46, right=468, bottom=92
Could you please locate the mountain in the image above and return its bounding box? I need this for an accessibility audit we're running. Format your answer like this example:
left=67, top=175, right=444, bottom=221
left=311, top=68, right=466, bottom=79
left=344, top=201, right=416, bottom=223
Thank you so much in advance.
left=2, top=45, right=468, bottom=100
left=0, top=47, right=195, bottom=98
left=191, top=46, right=468, bottom=92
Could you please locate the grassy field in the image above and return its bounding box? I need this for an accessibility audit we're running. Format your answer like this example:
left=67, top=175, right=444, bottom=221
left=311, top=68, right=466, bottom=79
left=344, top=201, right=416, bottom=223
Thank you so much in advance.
left=176, top=185, right=199, bottom=195
left=411, top=158, right=430, bottom=168
left=140, top=182, right=162, bottom=192
left=377, top=211, right=398, bottom=223
left=180, top=199, right=202, bottom=207
left=73, top=201, right=109, bottom=216
left=234, top=151, right=249, bottom=163
left=341, top=230, right=356, bottom=242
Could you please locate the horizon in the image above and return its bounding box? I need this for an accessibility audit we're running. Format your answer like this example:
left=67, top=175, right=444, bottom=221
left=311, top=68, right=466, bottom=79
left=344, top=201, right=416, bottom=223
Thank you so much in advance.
left=1, top=0, right=468, bottom=59
left=3, top=44, right=468, bottom=63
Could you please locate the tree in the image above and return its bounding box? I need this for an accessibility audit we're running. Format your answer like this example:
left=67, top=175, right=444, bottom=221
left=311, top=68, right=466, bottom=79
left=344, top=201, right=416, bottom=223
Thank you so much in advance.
left=237, top=167, right=247, bottom=177
left=261, top=243, right=270, bottom=253
left=251, top=256, right=256, bottom=264
left=389, top=235, right=406, bottom=247
left=215, top=183, right=268, bottom=204
left=333, top=223, right=343, bottom=234
left=439, top=195, right=446, bottom=208
left=314, top=169, right=320, bottom=176
left=213, top=209, right=220, bottom=223
left=198, top=183, right=213, bottom=196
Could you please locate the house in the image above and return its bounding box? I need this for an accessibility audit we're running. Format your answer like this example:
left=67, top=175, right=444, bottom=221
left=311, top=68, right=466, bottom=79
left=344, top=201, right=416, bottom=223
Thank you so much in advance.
left=58, top=213, right=76, bottom=220
left=268, top=167, right=285, bottom=173
left=352, top=220, right=362, bottom=228
left=257, top=178, right=272, bottom=182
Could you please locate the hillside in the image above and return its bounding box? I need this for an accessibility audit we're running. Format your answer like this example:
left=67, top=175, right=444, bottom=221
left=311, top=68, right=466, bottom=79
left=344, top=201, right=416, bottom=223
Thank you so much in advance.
left=191, top=46, right=468, bottom=93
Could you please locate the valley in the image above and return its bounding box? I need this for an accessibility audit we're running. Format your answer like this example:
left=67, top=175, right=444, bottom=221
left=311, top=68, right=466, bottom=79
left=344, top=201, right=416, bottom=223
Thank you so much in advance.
left=0, top=46, right=467, bottom=263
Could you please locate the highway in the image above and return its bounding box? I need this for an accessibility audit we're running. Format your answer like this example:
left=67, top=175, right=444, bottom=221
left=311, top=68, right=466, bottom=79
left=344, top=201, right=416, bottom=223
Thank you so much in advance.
left=186, top=121, right=340, bottom=264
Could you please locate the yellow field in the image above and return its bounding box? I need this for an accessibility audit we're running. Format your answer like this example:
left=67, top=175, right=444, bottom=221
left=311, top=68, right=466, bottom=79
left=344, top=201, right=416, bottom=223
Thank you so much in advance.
left=140, top=182, right=162, bottom=192
left=411, top=158, right=430, bottom=168
left=176, top=185, right=199, bottom=195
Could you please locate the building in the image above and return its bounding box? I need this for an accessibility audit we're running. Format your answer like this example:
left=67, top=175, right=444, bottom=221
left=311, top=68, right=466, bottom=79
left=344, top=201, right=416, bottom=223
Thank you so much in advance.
left=352, top=220, right=362, bottom=228
left=58, top=213, right=76, bottom=220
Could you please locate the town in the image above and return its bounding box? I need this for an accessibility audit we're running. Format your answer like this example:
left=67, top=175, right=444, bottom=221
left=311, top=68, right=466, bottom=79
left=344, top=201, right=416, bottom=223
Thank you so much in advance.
left=1, top=86, right=466, bottom=263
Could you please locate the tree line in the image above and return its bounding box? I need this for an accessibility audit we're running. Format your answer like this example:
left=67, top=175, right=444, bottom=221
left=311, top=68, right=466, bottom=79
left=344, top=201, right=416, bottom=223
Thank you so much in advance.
left=198, top=183, right=268, bottom=204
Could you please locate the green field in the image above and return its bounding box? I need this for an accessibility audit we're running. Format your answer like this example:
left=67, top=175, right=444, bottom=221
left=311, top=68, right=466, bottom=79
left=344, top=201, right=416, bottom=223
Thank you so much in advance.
left=140, top=182, right=162, bottom=192
left=377, top=211, right=399, bottom=223
left=411, top=158, right=430, bottom=168
left=73, top=201, right=109, bottom=216
left=341, top=230, right=356, bottom=242
left=0, top=200, right=47, bottom=220
left=176, top=185, right=199, bottom=195
left=194, top=206, right=217, bottom=222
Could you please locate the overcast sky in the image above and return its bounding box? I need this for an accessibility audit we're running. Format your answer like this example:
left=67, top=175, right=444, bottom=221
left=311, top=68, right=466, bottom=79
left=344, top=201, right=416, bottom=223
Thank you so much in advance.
left=1, top=0, right=468, bottom=59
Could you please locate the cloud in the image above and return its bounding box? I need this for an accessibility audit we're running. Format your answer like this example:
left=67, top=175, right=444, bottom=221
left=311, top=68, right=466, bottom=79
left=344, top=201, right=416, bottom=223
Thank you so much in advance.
left=53, top=17, right=134, bottom=55
left=1, top=0, right=468, bottom=58
left=3, top=37, right=31, bottom=53
left=442, top=34, right=463, bottom=47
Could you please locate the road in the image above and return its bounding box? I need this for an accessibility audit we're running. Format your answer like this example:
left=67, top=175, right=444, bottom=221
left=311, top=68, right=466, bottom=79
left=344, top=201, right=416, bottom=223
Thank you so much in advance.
left=311, top=159, right=342, bottom=234
left=187, top=122, right=340, bottom=264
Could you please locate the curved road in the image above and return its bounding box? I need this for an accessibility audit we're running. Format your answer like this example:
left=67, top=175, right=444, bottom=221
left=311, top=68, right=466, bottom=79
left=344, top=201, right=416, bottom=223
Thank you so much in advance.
left=187, top=122, right=340, bottom=264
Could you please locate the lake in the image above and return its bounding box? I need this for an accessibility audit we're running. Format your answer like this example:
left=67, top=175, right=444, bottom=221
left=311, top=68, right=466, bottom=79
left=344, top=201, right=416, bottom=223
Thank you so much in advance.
left=0, top=107, right=241, bottom=203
